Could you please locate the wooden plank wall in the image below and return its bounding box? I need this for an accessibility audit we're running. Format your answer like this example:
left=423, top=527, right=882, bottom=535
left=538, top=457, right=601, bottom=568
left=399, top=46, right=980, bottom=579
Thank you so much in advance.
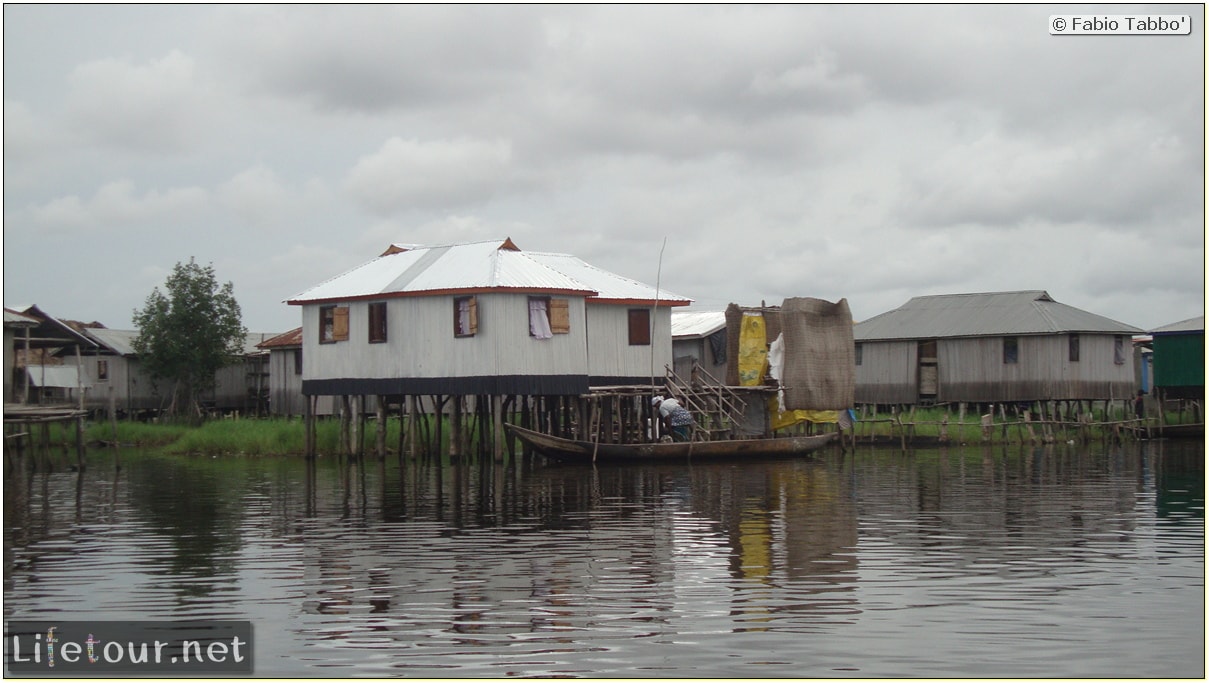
left=857, top=334, right=1136, bottom=405
left=302, top=292, right=590, bottom=381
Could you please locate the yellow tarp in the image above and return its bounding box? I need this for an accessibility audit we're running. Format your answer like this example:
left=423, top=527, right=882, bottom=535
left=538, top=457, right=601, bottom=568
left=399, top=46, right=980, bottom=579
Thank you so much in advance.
left=768, top=397, right=839, bottom=431
left=737, top=313, right=768, bottom=386
left=742, top=311, right=840, bottom=429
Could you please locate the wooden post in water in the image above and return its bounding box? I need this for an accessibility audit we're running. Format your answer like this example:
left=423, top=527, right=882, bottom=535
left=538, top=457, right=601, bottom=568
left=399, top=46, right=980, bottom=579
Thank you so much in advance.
left=450, top=395, right=463, bottom=464
left=896, top=406, right=906, bottom=450
left=433, top=395, right=446, bottom=460
left=958, top=403, right=966, bottom=443
left=108, top=385, right=118, bottom=447
left=75, top=414, right=85, bottom=470
left=339, top=395, right=351, bottom=461
left=406, top=395, right=418, bottom=460
left=397, top=398, right=407, bottom=465
left=493, top=394, right=504, bottom=463
left=303, top=395, right=314, bottom=458
left=375, top=395, right=387, bottom=461
left=354, top=396, right=364, bottom=459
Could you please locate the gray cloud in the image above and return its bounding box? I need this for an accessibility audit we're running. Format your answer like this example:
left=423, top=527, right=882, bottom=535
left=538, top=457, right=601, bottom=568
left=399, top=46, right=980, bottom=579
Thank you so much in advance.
left=2, top=4, right=1203, bottom=334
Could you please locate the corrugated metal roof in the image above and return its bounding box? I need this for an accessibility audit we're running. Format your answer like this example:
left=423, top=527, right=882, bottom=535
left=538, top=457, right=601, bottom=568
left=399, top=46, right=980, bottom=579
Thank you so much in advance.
left=258, top=327, right=303, bottom=349
left=4, top=308, right=39, bottom=326
left=288, top=238, right=692, bottom=306
left=26, top=364, right=90, bottom=388
left=86, top=328, right=139, bottom=355
left=1150, top=315, right=1204, bottom=335
left=85, top=329, right=280, bottom=356
left=671, top=310, right=726, bottom=338
left=524, top=251, right=691, bottom=305
left=11, top=304, right=98, bottom=347
left=855, top=291, right=1141, bottom=341
left=288, top=239, right=592, bottom=303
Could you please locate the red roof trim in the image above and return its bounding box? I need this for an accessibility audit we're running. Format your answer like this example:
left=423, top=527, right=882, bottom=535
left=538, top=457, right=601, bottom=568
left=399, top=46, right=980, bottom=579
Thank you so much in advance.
left=588, top=298, right=693, bottom=307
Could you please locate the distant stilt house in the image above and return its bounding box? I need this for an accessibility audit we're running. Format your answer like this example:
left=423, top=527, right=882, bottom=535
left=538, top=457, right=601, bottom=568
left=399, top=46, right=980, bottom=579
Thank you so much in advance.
left=286, top=238, right=691, bottom=456
left=79, top=329, right=278, bottom=416
left=4, top=308, right=39, bottom=403
left=4, top=305, right=98, bottom=406
left=671, top=310, right=728, bottom=385
left=206, top=333, right=278, bottom=416
left=854, top=291, right=1141, bottom=406
left=79, top=328, right=173, bottom=415
left=1148, top=316, right=1204, bottom=406
left=258, top=328, right=337, bottom=417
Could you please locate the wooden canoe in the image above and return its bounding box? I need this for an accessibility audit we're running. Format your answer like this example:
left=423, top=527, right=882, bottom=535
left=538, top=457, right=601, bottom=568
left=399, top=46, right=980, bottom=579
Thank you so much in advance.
left=506, top=424, right=836, bottom=463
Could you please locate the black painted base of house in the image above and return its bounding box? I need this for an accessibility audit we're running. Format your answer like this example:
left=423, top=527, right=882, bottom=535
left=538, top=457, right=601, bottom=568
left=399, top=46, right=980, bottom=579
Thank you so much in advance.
left=302, top=375, right=663, bottom=397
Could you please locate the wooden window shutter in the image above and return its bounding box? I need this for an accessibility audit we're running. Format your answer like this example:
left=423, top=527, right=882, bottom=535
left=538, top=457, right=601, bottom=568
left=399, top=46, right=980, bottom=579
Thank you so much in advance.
left=368, top=302, right=387, bottom=343
left=628, top=309, right=651, bottom=345
left=467, top=296, right=478, bottom=335
left=549, top=298, right=570, bottom=334
left=333, top=306, right=350, bottom=341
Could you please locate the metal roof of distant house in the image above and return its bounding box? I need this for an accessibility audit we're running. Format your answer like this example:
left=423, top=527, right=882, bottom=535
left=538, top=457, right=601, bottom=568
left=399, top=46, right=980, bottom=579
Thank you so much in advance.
left=85, top=328, right=140, bottom=356
left=854, top=291, right=1141, bottom=341
left=671, top=310, right=727, bottom=338
left=85, top=329, right=279, bottom=356
left=1150, top=315, right=1205, bottom=335
left=287, top=238, right=691, bottom=307
left=8, top=304, right=98, bottom=349
left=25, top=364, right=91, bottom=389
left=4, top=308, right=39, bottom=327
left=258, top=327, right=304, bottom=349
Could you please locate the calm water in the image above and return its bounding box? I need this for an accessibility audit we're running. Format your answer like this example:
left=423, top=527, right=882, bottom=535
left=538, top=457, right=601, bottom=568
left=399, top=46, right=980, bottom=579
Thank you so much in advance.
left=4, top=440, right=1204, bottom=677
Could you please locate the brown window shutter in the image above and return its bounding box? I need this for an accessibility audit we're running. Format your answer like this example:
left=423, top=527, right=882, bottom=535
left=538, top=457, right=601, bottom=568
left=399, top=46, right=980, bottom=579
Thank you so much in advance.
left=468, top=296, right=478, bottom=334
left=333, top=306, right=350, bottom=341
left=548, top=298, right=570, bottom=334
left=369, top=302, right=387, bottom=342
left=628, top=309, right=651, bottom=345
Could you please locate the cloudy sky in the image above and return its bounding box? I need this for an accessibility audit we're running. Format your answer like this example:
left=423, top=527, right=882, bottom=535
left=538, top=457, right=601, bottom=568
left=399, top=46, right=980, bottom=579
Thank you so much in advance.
left=4, top=4, right=1204, bottom=335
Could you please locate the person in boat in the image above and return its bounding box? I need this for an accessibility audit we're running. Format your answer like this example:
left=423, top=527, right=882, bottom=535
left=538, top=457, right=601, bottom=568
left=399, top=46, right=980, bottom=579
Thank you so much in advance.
left=652, top=395, right=694, bottom=442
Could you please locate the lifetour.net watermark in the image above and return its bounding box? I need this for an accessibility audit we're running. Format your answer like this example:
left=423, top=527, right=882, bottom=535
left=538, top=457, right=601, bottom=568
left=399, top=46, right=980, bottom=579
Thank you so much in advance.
left=4, top=621, right=253, bottom=676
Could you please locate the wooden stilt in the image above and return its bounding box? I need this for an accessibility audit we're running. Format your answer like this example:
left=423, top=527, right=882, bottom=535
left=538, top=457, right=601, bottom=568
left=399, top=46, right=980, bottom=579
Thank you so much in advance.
left=493, top=394, right=504, bottom=463
left=375, top=395, right=387, bottom=461
left=337, top=395, right=349, bottom=461
left=304, top=395, right=315, bottom=458
left=450, top=395, right=463, bottom=464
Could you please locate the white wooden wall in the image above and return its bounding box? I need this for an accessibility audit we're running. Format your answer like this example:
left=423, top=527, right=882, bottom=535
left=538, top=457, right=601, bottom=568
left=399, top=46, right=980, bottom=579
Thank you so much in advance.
left=585, top=305, right=673, bottom=380
left=302, top=293, right=590, bottom=381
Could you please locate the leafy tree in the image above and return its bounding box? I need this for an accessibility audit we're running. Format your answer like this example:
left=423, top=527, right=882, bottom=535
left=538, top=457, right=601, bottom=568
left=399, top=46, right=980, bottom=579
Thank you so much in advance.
left=132, top=258, right=247, bottom=419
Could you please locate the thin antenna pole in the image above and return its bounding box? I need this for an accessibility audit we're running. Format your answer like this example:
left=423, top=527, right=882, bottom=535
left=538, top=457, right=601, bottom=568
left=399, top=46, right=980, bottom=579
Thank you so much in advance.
left=650, top=236, right=667, bottom=386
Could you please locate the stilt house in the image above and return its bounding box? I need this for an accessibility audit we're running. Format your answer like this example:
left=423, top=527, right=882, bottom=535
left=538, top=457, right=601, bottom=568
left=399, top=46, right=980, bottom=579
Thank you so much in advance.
left=1148, top=316, right=1204, bottom=402
left=5, top=305, right=98, bottom=405
left=671, top=310, right=728, bottom=384
left=80, top=329, right=278, bottom=416
left=5, top=308, right=39, bottom=403
left=207, top=333, right=277, bottom=415
left=258, top=328, right=338, bottom=417
left=286, top=237, right=691, bottom=407
left=80, top=328, right=173, bottom=415
left=854, top=291, right=1141, bottom=405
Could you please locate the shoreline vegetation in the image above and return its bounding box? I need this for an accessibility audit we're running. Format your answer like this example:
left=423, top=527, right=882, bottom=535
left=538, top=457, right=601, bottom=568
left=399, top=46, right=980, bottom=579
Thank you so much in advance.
left=17, top=405, right=1203, bottom=457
